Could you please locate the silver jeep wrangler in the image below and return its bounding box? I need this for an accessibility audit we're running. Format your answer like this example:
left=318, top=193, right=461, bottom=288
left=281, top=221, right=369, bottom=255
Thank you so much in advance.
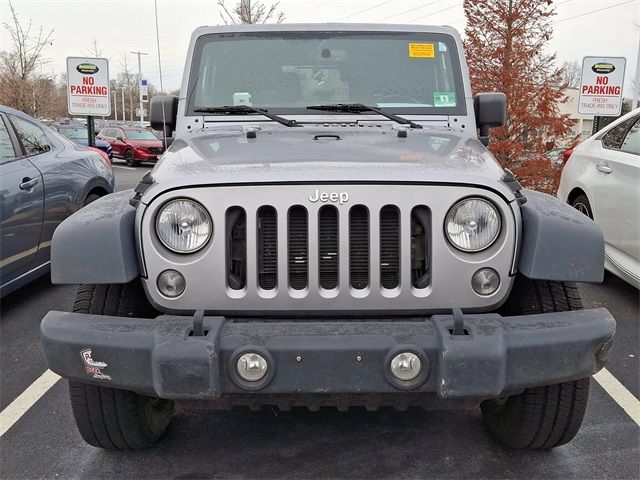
left=42, top=24, right=615, bottom=451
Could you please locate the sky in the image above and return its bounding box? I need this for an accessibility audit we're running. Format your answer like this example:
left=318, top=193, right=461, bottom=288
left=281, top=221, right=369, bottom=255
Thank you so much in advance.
left=1, top=0, right=639, bottom=97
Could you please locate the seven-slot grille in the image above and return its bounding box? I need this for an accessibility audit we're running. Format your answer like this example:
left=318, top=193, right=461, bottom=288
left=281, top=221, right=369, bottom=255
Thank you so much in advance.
left=228, top=204, right=429, bottom=294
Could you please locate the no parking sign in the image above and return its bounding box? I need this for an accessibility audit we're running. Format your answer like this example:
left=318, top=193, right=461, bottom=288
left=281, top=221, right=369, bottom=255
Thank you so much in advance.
left=66, top=57, right=111, bottom=116
left=578, top=56, right=626, bottom=117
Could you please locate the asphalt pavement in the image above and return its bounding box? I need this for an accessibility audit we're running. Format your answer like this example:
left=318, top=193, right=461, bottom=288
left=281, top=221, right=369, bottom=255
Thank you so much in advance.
left=0, top=162, right=638, bottom=479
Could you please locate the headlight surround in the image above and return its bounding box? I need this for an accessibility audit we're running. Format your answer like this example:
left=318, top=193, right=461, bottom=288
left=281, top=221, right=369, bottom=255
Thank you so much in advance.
left=445, top=198, right=501, bottom=252
left=155, top=198, right=212, bottom=253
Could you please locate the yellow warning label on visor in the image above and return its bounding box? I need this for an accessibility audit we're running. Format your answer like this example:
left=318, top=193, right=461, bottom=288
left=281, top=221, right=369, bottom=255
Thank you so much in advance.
left=408, top=43, right=435, bottom=58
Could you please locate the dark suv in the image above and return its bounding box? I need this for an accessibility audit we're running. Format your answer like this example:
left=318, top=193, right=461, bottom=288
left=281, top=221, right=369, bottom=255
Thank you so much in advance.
left=98, top=126, right=164, bottom=166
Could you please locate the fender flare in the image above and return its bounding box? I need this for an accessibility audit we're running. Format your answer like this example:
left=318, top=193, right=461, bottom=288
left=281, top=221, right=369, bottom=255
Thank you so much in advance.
left=517, top=189, right=604, bottom=283
left=51, top=190, right=140, bottom=284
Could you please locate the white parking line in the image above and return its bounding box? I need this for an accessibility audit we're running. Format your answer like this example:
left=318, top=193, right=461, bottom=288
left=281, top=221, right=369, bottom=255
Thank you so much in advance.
left=0, top=370, right=60, bottom=437
left=593, top=368, right=640, bottom=426
left=112, top=165, right=136, bottom=171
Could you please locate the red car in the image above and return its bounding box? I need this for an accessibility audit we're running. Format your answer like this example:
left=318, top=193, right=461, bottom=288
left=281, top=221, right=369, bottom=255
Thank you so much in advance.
left=98, top=126, right=164, bottom=166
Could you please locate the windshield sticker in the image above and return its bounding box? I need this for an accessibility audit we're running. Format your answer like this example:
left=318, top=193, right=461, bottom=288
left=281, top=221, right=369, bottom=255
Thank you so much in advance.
left=429, top=137, right=451, bottom=151
left=438, top=42, right=448, bottom=52
left=408, top=43, right=435, bottom=58
left=433, top=92, right=456, bottom=107
left=233, top=92, right=252, bottom=106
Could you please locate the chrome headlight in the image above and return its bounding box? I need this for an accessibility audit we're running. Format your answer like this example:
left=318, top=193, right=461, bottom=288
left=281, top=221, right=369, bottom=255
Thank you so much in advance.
left=445, top=198, right=501, bottom=252
left=156, top=199, right=212, bottom=253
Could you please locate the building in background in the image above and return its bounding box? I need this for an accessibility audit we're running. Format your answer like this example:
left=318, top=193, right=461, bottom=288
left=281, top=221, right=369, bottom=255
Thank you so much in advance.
left=558, top=87, right=594, bottom=142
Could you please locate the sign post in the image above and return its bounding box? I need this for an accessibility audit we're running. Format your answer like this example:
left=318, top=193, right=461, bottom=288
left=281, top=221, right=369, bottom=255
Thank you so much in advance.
left=578, top=56, right=626, bottom=126
left=66, top=57, right=110, bottom=147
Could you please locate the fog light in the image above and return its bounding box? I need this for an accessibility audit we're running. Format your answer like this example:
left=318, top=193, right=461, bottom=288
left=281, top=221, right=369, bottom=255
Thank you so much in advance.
left=472, top=268, right=500, bottom=296
left=236, top=353, right=268, bottom=382
left=157, top=270, right=186, bottom=297
left=390, top=352, right=422, bottom=381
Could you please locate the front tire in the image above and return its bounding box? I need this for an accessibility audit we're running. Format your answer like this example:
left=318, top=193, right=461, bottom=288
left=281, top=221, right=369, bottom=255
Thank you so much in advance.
left=83, top=193, right=101, bottom=206
left=571, top=193, right=593, bottom=219
left=124, top=148, right=136, bottom=166
left=482, top=276, right=589, bottom=449
left=68, top=281, right=174, bottom=450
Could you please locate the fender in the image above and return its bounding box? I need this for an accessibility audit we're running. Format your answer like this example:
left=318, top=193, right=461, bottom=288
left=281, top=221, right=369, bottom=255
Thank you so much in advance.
left=51, top=190, right=139, bottom=284
left=518, top=189, right=604, bottom=283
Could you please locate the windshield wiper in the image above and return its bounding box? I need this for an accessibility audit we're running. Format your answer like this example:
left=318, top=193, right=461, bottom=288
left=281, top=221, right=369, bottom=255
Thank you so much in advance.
left=306, top=103, right=423, bottom=129
left=193, top=105, right=301, bottom=127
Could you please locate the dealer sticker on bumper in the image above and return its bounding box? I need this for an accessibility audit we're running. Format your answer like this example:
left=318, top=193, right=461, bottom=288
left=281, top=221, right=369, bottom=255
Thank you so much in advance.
left=80, top=349, right=112, bottom=381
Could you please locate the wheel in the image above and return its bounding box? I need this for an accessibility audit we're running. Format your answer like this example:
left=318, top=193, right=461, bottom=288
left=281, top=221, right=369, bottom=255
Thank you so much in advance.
left=482, top=276, right=590, bottom=449
left=83, top=193, right=101, bottom=206
left=124, top=148, right=136, bottom=166
left=571, top=193, right=593, bottom=219
left=68, top=280, right=174, bottom=450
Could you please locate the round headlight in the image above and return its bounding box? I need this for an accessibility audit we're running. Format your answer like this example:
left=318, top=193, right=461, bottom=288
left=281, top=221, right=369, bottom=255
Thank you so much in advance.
left=156, top=199, right=212, bottom=253
left=445, top=198, right=501, bottom=252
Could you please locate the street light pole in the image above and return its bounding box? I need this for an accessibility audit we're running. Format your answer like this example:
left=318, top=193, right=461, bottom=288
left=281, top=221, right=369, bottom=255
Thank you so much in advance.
left=154, top=0, right=164, bottom=93
left=635, top=29, right=640, bottom=109
left=130, top=50, right=148, bottom=126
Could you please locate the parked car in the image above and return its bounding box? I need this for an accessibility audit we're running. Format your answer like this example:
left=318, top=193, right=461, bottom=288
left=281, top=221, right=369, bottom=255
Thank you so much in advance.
left=545, top=147, right=568, bottom=167
left=57, top=124, right=113, bottom=160
left=97, top=126, right=164, bottom=166
left=558, top=108, right=640, bottom=288
left=0, top=105, right=114, bottom=297
left=42, top=24, right=614, bottom=452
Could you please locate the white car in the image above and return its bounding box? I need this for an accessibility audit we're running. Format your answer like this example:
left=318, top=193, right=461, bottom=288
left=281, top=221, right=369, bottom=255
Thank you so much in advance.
left=558, top=108, right=640, bottom=288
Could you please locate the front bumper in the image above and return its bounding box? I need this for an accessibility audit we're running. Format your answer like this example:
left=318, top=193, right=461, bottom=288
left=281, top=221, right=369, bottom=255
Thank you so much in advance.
left=134, top=150, right=161, bottom=162
left=41, top=308, right=615, bottom=400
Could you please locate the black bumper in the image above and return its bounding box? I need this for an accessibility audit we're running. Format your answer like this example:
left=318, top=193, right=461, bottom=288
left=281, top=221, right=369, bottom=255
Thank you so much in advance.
left=41, top=309, right=615, bottom=400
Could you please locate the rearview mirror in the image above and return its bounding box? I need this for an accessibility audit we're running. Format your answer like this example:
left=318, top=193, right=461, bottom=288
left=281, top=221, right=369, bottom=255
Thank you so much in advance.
left=474, top=93, right=506, bottom=146
left=150, top=95, right=179, bottom=139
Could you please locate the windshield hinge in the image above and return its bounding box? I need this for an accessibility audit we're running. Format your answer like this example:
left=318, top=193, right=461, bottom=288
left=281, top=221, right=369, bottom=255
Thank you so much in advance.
left=129, top=172, right=155, bottom=207
left=502, top=169, right=527, bottom=205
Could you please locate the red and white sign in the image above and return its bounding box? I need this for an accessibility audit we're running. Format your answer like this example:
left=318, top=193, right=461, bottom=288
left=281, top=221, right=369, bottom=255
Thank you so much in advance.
left=67, top=57, right=111, bottom=116
left=578, top=56, right=626, bottom=116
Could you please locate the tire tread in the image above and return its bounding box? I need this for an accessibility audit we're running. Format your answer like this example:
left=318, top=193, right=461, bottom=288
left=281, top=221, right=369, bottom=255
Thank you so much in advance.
left=68, top=280, right=172, bottom=451
left=484, top=276, right=590, bottom=449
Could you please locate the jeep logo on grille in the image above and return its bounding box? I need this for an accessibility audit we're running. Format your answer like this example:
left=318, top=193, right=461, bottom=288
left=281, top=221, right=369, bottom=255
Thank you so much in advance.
left=308, top=190, right=349, bottom=204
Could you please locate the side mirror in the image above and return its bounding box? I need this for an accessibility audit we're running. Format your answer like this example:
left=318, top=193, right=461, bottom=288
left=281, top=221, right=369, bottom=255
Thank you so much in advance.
left=150, top=95, right=179, bottom=139
left=474, top=93, right=506, bottom=146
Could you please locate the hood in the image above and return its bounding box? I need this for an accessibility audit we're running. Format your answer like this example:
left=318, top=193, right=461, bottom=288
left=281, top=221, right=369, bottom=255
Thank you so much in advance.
left=72, top=138, right=110, bottom=149
left=126, top=139, right=163, bottom=148
left=143, top=126, right=512, bottom=202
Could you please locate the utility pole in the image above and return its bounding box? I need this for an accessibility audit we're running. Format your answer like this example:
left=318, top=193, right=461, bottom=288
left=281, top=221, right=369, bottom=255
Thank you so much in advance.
left=154, top=0, right=164, bottom=93
left=121, top=87, right=126, bottom=122
left=130, top=50, right=148, bottom=126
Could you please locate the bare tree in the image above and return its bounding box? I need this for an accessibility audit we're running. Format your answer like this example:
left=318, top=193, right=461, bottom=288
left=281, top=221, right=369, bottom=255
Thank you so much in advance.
left=560, top=60, right=582, bottom=89
left=83, top=38, right=104, bottom=58
left=217, top=0, right=285, bottom=24
left=117, top=53, right=139, bottom=121
left=0, top=0, right=54, bottom=115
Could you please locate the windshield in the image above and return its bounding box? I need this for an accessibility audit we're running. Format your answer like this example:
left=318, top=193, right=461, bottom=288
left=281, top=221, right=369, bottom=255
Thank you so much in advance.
left=188, top=31, right=465, bottom=116
left=59, top=127, right=89, bottom=140
left=125, top=130, right=158, bottom=140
